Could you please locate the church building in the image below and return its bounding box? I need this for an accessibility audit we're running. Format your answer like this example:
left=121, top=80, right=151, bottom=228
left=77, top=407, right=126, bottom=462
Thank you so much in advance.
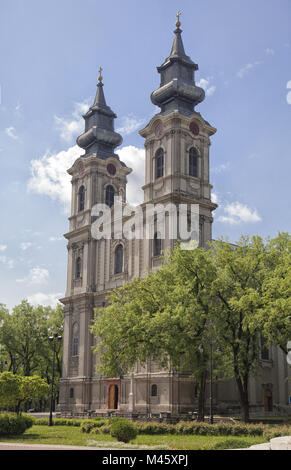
left=58, top=16, right=290, bottom=418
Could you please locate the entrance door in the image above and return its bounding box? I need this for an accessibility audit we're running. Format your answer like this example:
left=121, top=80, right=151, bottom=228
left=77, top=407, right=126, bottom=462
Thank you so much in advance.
left=108, top=385, right=119, bottom=409
left=264, top=389, right=273, bottom=412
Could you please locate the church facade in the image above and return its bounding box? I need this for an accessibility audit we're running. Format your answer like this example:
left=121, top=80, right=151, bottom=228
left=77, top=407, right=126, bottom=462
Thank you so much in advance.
left=58, top=19, right=291, bottom=418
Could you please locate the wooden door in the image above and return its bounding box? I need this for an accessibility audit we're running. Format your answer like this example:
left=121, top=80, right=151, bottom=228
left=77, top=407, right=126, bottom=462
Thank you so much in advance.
left=264, top=389, right=273, bottom=412
left=109, top=385, right=115, bottom=409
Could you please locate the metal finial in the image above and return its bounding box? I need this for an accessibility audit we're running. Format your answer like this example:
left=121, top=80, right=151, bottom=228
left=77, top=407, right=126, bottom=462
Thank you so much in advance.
left=98, top=66, right=103, bottom=83
left=176, top=10, right=181, bottom=27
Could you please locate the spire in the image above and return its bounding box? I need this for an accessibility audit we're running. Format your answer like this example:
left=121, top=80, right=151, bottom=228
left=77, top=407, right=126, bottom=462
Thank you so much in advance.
left=93, top=67, right=107, bottom=107
left=150, top=13, right=205, bottom=116
left=77, top=68, right=123, bottom=159
left=169, top=11, right=187, bottom=58
left=170, top=27, right=186, bottom=58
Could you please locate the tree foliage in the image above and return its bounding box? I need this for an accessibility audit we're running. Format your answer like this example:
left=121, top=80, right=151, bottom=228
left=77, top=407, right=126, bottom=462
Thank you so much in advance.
left=91, top=232, right=291, bottom=422
left=0, top=371, right=49, bottom=414
left=0, top=300, right=63, bottom=408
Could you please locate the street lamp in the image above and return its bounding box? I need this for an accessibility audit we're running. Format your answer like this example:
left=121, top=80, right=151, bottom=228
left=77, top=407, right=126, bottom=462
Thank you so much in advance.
left=48, top=333, right=62, bottom=426
left=209, top=341, right=213, bottom=424
left=199, top=340, right=220, bottom=424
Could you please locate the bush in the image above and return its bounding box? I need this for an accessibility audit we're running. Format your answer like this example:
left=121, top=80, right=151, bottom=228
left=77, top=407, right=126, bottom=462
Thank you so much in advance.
left=263, top=425, right=291, bottom=441
left=0, top=413, right=35, bottom=436
left=135, top=421, right=176, bottom=435
left=171, top=421, right=265, bottom=437
left=110, top=418, right=138, bottom=443
left=35, top=418, right=82, bottom=426
left=81, top=419, right=109, bottom=433
left=93, top=424, right=111, bottom=434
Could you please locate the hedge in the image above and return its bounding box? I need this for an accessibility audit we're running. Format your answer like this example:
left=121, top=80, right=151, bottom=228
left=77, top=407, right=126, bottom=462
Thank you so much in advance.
left=0, top=413, right=35, bottom=436
left=36, top=417, right=291, bottom=440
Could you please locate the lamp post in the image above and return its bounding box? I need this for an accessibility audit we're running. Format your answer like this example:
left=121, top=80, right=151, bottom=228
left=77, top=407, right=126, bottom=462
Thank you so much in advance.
left=209, top=341, right=213, bottom=424
left=199, top=339, right=218, bottom=424
left=48, top=333, right=62, bottom=426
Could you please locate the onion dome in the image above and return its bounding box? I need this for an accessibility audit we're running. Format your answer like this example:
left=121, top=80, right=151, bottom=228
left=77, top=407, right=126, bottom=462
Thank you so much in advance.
left=77, top=68, right=123, bottom=159
left=151, top=13, right=205, bottom=116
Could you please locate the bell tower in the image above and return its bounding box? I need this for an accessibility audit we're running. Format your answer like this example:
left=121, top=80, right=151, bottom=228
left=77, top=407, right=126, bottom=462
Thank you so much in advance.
left=139, top=14, right=217, bottom=248
left=59, top=70, right=131, bottom=412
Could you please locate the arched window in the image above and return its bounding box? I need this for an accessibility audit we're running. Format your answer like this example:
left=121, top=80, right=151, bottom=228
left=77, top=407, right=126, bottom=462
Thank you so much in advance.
left=76, top=257, right=81, bottom=278
left=153, top=232, right=162, bottom=257
left=151, top=384, right=158, bottom=397
left=114, top=244, right=123, bottom=274
left=155, top=148, right=164, bottom=179
left=78, top=186, right=85, bottom=212
left=189, top=147, right=198, bottom=177
left=105, top=185, right=115, bottom=208
left=72, top=336, right=79, bottom=356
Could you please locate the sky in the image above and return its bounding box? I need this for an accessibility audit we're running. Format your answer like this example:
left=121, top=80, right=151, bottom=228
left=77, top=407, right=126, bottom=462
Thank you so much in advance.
left=0, top=0, right=290, bottom=310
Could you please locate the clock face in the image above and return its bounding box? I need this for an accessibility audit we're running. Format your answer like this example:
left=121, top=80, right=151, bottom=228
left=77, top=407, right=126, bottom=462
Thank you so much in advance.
left=189, top=121, right=199, bottom=136
left=155, top=121, right=163, bottom=137
left=107, top=163, right=116, bottom=176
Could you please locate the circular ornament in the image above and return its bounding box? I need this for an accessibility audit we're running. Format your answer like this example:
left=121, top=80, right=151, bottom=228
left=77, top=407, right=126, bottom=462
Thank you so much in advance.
left=189, top=121, right=199, bottom=136
left=107, top=163, right=116, bottom=176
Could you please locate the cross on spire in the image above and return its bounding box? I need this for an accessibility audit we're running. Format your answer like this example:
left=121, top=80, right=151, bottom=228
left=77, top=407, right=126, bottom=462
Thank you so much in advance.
left=98, top=67, right=103, bottom=83
left=176, top=10, right=181, bottom=27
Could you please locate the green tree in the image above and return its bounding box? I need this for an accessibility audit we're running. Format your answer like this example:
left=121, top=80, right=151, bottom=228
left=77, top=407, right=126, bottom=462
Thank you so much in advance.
left=210, top=235, right=269, bottom=422
left=0, top=372, right=49, bottom=414
left=0, top=300, right=63, bottom=380
left=17, top=375, right=50, bottom=414
left=91, top=246, right=224, bottom=421
left=91, top=234, right=290, bottom=423
left=258, top=233, right=291, bottom=352
left=0, top=371, right=22, bottom=410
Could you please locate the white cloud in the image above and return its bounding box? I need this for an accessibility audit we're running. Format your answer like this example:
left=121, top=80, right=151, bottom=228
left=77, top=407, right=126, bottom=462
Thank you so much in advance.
left=28, top=144, right=81, bottom=211
left=213, top=162, right=230, bottom=174
left=5, top=126, right=18, bottom=140
left=217, top=202, right=262, bottom=225
left=54, top=101, right=90, bottom=143
left=197, top=78, right=216, bottom=96
left=265, top=48, right=275, bottom=56
left=28, top=144, right=145, bottom=210
left=287, top=80, right=291, bottom=105
left=49, top=236, right=63, bottom=242
left=117, top=146, right=145, bottom=206
left=17, top=267, right=49, bottom=285
left=237, top=61, right=261, bottom=79
left=211, top=192, right=219, bottom=204
left=0, top=256, right=14, bottom=269
left=20, top=242, right=33, bottom=251
left=0, top=245, right=7, bottom=252
left=116, top=114, right=146, bottom=136
left=27, top=292, right=63, bottom=307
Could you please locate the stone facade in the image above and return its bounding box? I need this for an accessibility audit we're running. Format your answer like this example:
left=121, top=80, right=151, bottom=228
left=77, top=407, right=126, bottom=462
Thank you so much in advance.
left=58, top=21, right=291, bottom=418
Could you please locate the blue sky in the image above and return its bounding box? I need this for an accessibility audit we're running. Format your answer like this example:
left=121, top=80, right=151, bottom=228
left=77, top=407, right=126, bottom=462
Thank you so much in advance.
left=0, top=0, right=290, bottom=310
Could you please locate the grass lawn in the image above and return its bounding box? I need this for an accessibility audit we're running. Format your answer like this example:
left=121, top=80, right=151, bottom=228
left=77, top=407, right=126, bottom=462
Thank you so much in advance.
left=0, top=425, right=267, bottom=450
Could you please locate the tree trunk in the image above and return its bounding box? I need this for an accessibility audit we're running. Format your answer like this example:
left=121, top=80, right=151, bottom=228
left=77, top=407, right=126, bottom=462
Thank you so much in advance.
left=235, top=377, right=250, bottom=422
